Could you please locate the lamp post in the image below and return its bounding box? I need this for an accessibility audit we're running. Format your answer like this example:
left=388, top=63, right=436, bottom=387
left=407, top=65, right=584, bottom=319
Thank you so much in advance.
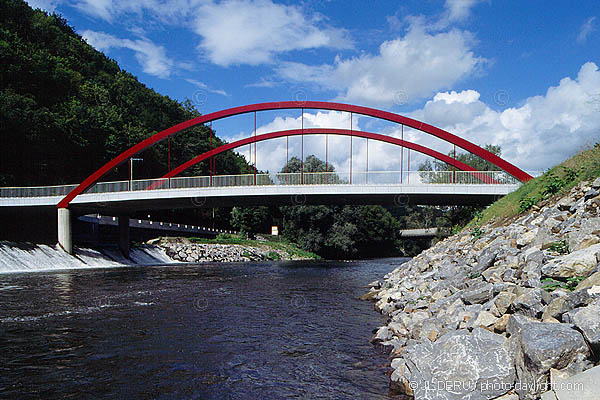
left=129, top=157, right=143, bottom=190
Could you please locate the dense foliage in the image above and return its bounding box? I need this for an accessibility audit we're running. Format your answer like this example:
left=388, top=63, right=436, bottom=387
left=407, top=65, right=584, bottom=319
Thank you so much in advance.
left=0, top=0, right=250, bottom=186
left=275, top=155, right=403, bottom=258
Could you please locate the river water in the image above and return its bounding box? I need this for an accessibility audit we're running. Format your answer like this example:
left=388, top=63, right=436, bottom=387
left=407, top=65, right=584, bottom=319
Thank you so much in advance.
left=0, top=258, right=407, bottom=399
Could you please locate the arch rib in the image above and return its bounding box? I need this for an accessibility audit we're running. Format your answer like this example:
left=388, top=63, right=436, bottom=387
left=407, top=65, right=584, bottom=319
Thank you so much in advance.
left=58, top=101, right=531, bottom=208
left=149, top=128, right=497, bottom=189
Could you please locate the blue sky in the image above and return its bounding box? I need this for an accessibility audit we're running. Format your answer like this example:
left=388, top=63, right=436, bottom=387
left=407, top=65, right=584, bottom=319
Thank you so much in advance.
left=27, top=0, right=600, bottom=174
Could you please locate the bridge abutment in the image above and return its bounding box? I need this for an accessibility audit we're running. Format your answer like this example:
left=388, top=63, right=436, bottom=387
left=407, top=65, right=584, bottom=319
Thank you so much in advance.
left=57, top=208, right=73, bottom=254
left=118, top=215, right=130, bottom=259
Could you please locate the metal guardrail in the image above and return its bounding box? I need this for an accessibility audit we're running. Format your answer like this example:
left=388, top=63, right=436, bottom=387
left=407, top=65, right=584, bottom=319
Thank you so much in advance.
left=0, top=170, right=537, bottom=199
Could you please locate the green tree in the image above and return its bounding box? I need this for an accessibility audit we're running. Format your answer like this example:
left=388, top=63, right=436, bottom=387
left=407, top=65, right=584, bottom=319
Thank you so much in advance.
left=230, top=206, right=271, bottom=238
left=278, top=155, right=403, bottom=258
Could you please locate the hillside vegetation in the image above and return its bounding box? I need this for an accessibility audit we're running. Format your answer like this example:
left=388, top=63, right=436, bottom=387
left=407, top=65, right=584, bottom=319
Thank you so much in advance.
left=0, top=0, right=251, bottom=186
left=471, top=144, right=600, bottom=227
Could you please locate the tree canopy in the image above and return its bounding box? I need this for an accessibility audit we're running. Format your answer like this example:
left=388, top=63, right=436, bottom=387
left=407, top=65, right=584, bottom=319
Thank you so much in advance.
left=0, top=0, right=251, bottom=186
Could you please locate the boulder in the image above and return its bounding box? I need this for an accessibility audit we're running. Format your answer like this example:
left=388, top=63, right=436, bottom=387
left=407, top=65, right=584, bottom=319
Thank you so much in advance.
left=370, top=326, right=392, bottom=344
left=574, top=270, right=600, bottom=291
left=461, top=282, right=494, bottom=305
left=512, top=322, right=590, bottom=400
left=541, top=244, right=600, bottom=278
left=511, top=288, right=547, bottom=318
left=390, top=328, right=514, bottom=400
left=472, top=310, right=498, bottom=328
left=492, top=291, right=517, bottom=317
left=567, top=299, right=600, bottom=352
left=541, top=365, right=600, bottom=400
left=542, top=288, right=599, bottom=320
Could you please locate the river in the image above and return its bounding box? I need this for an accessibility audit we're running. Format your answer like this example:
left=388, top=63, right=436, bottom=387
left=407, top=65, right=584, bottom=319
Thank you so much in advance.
left=0, top=258, right=408, bottom=399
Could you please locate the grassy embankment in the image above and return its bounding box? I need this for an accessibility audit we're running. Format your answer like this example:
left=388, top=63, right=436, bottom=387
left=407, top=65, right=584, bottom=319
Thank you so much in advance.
left=470, top=144, right=600, bottom=228
left=188, top=234, right=321, bottom=260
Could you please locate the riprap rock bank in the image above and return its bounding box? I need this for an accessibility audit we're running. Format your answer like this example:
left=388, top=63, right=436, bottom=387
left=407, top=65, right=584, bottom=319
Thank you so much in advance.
left=366, top=178, right=600, bottom=400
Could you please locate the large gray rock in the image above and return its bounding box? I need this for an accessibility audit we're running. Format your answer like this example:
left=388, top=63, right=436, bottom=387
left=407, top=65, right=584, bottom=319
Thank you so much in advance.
left=567, top=299, right=600, bottom=352
left=541, top=244, right=600, bottom=278
left=390, top=328, right=514, bottom=400
left=542, top=289, right=599, bottom=320
left=541, top=365, right=600, bottom=400
left=461, top=282, right=494, bottom=305
left=568, top=218, right=600, bottom=251
left=512, top=322, right=590, bottom=400
left=511, top=288, right=547, bottom=318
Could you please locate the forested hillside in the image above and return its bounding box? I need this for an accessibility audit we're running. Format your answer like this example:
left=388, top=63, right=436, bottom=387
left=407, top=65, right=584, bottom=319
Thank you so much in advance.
left=0, top=0, right=250, bottom=186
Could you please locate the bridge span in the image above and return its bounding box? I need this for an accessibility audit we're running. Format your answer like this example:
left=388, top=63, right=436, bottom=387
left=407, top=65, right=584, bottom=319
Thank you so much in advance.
left=0, top=101, right=536, bottom=256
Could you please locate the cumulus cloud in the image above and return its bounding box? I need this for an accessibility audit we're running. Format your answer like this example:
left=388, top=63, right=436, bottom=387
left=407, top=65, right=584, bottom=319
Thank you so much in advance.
left=407, top=62, right=600, bottom=171
left=224, top=63, right=600, bottom=176
left=276, top=22, right=486, bottom=107
left=71, top=0, right=350, bottom=67
left=192, top=0, right=351, bottom=66
left=82, top=30, right=174, bottom=78
left=578, top=16, right=597, bottom=43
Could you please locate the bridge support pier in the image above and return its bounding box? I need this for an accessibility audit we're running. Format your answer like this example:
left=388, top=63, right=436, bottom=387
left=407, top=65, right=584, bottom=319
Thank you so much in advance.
left=119, top=215, right=130, bottom=259
left=57, top=208, right=73, bottom=254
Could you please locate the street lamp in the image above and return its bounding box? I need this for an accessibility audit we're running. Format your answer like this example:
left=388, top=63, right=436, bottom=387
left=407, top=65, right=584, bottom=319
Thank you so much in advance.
left=129, top=157, right=143, bottom=190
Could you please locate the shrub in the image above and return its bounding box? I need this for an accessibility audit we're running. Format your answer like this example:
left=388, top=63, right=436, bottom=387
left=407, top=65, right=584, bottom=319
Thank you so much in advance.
left=519, top=196, right=537, bottom=213
left=547, top=240, right=569, bottom=255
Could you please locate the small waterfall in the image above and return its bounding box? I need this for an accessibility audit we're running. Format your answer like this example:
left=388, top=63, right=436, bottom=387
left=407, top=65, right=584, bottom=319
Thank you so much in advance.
left=0, top=241, right=177, bottom=274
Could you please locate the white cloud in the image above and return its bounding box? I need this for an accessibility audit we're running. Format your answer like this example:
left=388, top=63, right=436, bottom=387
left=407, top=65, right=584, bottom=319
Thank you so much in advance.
left=223, top=62, right=600, bottom=176
left=82, top=30, right=174, bottom=78
left=407, top=62, right=600, bottom=172
left=71, top=0, right=351, bottom=67
left=276, top=22, right=486, bottom=107
left=73, top=0, right=192, bottom=22
left=578, top=16, right=596, bottom=43
left=25, top=0, right=63, bottom=12
left=443, top=0, right=482, bottom=23
left=192, top=0, right=351, bottom=66
left=185, top=79, right=229, bottom=96
left=227, top=111, right=362, bottom=174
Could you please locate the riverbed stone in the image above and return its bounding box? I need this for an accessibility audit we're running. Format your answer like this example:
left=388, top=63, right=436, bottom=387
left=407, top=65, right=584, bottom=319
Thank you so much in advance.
left=541, top=365, right=600, bottom=400
left=512, top=322, right=589, bottom=400
left=567, top=299, right=600, bottom=352
left=391, top=328, right=514, bottom=400
left=491, top=291, right=517, bottom=317
left=511, top=288, right=546, bottom=318
left=461, top=282, right=494, bottom=305
left=541, top=244, right=600, bottom=278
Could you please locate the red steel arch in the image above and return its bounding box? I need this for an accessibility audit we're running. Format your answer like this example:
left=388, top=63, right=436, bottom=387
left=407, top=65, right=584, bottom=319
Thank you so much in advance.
left=58, top=101, right=532, bottom=208
left=151, top=128, right=495, bottom=188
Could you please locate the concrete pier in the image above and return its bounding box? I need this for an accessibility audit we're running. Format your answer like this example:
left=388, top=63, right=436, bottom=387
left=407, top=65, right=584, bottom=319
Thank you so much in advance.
left=57, top=208, right=72, bottom=254
left=118, top=215, right=130, bottom=258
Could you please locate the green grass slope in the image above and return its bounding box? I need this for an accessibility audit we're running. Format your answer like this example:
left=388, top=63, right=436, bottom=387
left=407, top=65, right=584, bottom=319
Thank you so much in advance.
left=471, top=143, right=600, bottom=227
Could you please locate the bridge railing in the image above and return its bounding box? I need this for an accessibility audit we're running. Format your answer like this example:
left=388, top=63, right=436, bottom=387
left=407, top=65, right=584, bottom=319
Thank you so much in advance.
left=0, top=170, right=537, bottom=198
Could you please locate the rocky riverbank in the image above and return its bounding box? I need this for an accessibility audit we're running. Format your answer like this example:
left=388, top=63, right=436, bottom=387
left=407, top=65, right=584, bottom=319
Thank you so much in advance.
left=151, top=237, right=316, bottom=262
left=366, top=177, right=600, bottom=399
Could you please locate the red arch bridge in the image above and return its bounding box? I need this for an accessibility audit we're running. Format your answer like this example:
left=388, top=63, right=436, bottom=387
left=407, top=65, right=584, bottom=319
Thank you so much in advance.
left=0, top=101, right=536, bottom=256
